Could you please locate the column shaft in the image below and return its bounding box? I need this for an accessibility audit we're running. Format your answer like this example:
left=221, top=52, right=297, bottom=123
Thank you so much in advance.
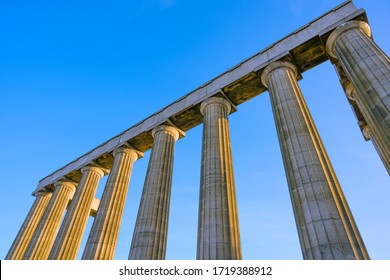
left=82, top=147, right=140, bottom=260
left=261, top=61, right=369, bottom=260
left=49, top=166, right=104, bottom=259
left=23, top=181, right=76, bottom=259
left=326, top=21, right=390, bottom=172
left=197, top=97, right=242, bottom=260
left=6, top=191, right=52, bottom=260
left=129, top=125, right=180, bottom=260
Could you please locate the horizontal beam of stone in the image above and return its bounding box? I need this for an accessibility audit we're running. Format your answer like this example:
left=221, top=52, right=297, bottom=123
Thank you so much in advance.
left=34, top=0, right=365, bottom=194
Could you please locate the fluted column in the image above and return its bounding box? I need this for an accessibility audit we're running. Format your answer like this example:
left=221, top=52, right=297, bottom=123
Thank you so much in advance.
left=261, top=60, right=369, bottom=260
left=326, top=20, right=390, bottom=173
left=129, top=125, right=180, bottom=260
left=82, top=147, right=140, bottom=260
left=49, top=166, right=104, bottom=260
left=197, top=97, right=242, bottom=260
left=345, top=83, right=390, bottom=174
left=6, top=191, right=52, bottom=260
left=23, top=181, right=76, bottom=259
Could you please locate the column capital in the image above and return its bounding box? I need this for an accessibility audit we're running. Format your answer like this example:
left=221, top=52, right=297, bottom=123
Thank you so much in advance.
left=326, top=20, right=372, bottom=59
left=113, top=146, right=141, bottom=160
left=80, top=166, right=105, bottom=178
left=200, top=97, right=231, bottom=116
left=152, top=125, right=180, bottom=141
left=261, top=60, right=299, bottom=88
left=54, top=180, right=76, bottom=191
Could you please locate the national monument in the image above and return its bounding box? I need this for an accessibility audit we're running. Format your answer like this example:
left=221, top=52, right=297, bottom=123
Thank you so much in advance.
left=6, top=1, right=390, bottom=260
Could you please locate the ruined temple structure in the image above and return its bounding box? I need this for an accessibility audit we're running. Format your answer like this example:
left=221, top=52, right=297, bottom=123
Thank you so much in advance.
left=7, top=1, right=389, bottom=260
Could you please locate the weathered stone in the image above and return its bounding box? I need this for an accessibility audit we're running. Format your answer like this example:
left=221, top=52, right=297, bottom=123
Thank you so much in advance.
left=34, top=1, right=365, bottom=192
left=23, top=181, right=76, bottom=260
left=5, top=191, right=52, bottom=260
left=82, top=147, right=141, bottom=260
left=261, top=60, right=369, bottom=260
left=49, top=166, right=104, bottom=260
left=327, top=20, right=390, bottom=174
left=129, top=125, right=182, bottom=260
left=197, top=97, right=242, bottom=260
left=9, top=1, right=389, bottom=261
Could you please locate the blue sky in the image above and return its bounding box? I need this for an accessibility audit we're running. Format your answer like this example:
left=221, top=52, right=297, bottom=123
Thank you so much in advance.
left=1, top=0, right=389, bottom=260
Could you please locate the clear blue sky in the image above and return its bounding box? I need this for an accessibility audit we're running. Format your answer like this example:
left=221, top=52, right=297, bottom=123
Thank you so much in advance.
left=1, top=0, right=389, bottom=260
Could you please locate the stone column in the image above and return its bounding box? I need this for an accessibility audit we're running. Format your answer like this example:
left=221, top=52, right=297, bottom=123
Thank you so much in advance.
left=82, top=147, right=140, bottom=260
left=49, top=166, right=104, bottom=260
left=326, top=20, right=390, bottom=173
left=345, top=83, right=390, bottom=174
left=23, top=181, right=76, bottom=260
left=261, top=60, right=369, bottom=260
left=129, top=125, right=180, bottom=260
left=5, top=191, right=52, bottom=260
left=197, top=97, right=242, bottom=260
